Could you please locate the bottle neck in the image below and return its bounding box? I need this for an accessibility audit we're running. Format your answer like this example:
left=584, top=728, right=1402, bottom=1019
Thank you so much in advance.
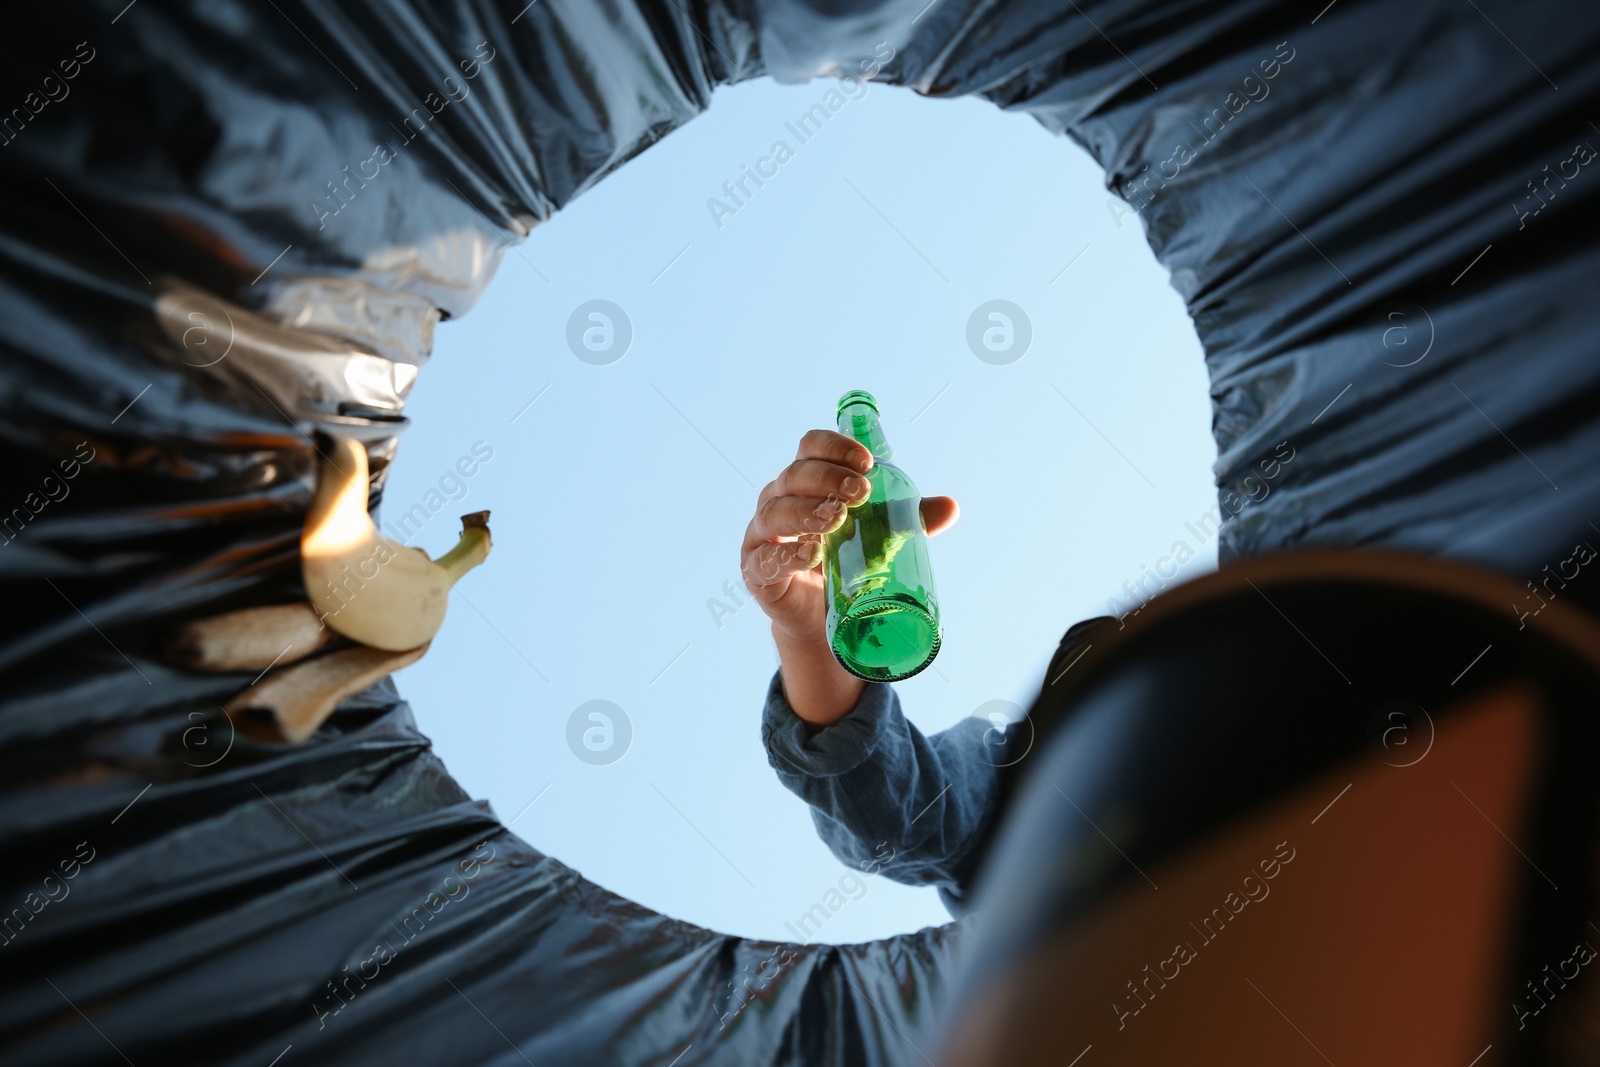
left=838, top=401, right=893, bottom=461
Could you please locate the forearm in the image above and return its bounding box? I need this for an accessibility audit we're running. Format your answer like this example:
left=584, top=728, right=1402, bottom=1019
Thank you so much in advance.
left=762, top=617, right=1115, bottom=915
left=760, top=672, right=1002, bottom=913
left=773, top=624, right=864, bottom=727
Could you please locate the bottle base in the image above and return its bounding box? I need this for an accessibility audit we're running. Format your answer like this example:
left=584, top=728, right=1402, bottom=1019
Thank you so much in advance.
left=830, top=595, right=941, bottom=682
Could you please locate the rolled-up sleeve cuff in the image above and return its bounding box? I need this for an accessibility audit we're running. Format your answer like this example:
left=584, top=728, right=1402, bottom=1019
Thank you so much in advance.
left=760, top=670, right=901, bottom=778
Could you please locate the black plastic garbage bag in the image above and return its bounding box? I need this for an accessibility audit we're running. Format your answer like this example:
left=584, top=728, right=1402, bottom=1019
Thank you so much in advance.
left=2, top=0, right=1597, bottom=1064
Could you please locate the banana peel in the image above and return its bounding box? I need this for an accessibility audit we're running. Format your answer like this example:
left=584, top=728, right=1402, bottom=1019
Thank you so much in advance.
left=226, top=643, right=428, bottom=743
left=167, top=602, right=336, bottom=672
left=172, top=434, right=490, bottom=744
left=302, top=435, right=491, bottom=651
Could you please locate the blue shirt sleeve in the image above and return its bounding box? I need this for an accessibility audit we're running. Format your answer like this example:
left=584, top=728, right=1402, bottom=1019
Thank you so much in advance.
left=760, top=673, right=1007, bottom=917
left=760, top=617, right=1112, bottom=917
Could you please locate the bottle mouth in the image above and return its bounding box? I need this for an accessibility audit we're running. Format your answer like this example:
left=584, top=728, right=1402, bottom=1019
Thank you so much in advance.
left=836, top=389, right=878, bottom=417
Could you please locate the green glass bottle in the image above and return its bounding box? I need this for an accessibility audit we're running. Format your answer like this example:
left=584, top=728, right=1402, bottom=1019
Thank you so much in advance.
left=824, top=390, right=942, bottom=682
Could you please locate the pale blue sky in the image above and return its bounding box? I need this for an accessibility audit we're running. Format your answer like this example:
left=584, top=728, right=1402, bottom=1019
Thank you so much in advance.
left=385, top=74, right=1215, bottom=944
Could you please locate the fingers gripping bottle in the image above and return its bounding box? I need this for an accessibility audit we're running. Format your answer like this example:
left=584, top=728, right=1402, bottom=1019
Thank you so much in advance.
left=823, top=390, right=942, bottom=681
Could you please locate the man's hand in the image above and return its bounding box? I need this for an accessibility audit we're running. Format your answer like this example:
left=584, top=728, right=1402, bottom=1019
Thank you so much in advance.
left=742, top=429, right=958, bottom=726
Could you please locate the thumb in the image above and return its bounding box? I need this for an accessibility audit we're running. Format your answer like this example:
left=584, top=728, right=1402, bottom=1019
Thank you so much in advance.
left=918, top=496, right=960, bottom=537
